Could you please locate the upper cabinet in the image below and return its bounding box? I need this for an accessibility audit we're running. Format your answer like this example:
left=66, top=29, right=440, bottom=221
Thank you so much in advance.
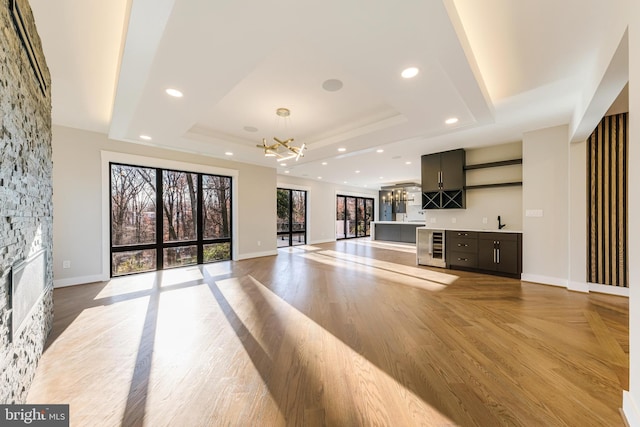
left=421, top=149, right=466, bottom=209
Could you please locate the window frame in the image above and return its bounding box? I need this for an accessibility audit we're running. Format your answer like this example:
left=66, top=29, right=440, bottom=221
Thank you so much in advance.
left=109, top=162, right=233, bottom=277
left=336, top=195, right=374, bottom=240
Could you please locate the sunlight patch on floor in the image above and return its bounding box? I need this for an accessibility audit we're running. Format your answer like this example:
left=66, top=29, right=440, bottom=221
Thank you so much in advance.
left=316, top=249, right=458, bottom=285
left=213, top=274, right=456, bottom=426
left=350, top=239, right=417, bottom=253
left=158, top=266, right=204, bottom=287
left=278, top=245, right=324, bottom=253
left=299, top=252, right=450, bottom=292
left=95, top=271, right=158, bottom=299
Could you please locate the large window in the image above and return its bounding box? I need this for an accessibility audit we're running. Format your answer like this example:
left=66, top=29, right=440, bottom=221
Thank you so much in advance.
left=277, top=188, right=307, bottom=247
left=110, top=163, right=232, bottom=276
left=336, top=195, right=374, bottom=240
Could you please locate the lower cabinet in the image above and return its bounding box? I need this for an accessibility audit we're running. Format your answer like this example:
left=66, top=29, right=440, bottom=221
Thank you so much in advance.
left=477, top=233, right=521, bottom=275
left=446, top=230, right=522, bottom=278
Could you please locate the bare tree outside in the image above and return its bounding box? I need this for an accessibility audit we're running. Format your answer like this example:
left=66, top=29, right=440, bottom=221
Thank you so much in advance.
left=111, top=164, right=156, bottom=274
left=110, top=164, right=232, bottom=275
left=203, top=175, right=231, bottom=261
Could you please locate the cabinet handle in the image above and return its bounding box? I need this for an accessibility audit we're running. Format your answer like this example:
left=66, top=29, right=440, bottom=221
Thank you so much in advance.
left=493, top=248, right=497, bottom=263
left=458, top=257, right=467, bottom=261
left=457, top=243, right=467, bottom=247
left=457, top=232, right=468, bottom=236
left=497, top=248, right=500, bottom=264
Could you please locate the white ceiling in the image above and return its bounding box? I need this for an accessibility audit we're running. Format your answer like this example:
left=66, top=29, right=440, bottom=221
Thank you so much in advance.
left=29, top=0, right=628, bottom=189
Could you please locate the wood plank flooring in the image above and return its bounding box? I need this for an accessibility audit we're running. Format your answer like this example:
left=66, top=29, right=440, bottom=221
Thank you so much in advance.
left=27, top=239, right=629, bottom=426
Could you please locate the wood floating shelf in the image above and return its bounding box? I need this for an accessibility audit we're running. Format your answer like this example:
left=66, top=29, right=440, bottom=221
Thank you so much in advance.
left=464, top=158, right=523, bottom=170
left=464, top=181, right=523, bottom=190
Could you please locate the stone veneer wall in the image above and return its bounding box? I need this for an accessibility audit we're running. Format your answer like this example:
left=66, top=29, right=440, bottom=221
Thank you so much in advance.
left=0, top=0, right=53, bottom=403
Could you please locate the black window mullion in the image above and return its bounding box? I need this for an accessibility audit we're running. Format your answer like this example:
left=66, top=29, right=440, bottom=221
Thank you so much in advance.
left=197, top=173, right=204, bottom=264
left=156, top=168, right=163, bottom=270
left=289, top=189, right=294, bottom=246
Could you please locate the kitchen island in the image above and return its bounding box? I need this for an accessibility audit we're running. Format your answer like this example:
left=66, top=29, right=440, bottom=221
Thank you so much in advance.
left=370, top=221, right=425, bottom=243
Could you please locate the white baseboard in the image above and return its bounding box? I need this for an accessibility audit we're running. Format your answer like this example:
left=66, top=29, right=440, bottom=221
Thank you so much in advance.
left=589, top=282, right=630, bottom=297
left=237, top=250, right=278, bottom=260
left=624, top=391, right=640, bottom=427
left=54, top=274, right=107, bottom=288
left=520, top=274, right=568, bottom=288
left=568, top=281, right=589, bottom=293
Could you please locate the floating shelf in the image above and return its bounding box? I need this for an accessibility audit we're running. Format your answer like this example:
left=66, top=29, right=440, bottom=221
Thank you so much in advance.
left=464, top=158, right=522, bottom=170
left=464, top=181, right=523, bottom=190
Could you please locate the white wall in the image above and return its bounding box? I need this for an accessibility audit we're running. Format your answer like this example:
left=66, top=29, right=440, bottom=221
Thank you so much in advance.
left=568, top=140, right=588, bottom=292
left=52, top=125, right=276, bottom=287
left=521, top=125, right=570, bottom=287
left=624, top=2, right=640, bottom=424
left=277, top=175, right=378, bottom=243
left=422, top=142, right=523, bottom=231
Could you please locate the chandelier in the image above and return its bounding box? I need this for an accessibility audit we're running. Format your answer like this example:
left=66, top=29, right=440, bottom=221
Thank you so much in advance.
left=256, top=108, right=306, bottom=162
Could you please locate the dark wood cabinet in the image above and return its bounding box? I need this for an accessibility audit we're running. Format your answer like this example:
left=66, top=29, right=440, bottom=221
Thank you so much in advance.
left=477, top=233, right=521, bottom=275
left=421, top=149, right=465, bottom=209
left=421, top=154, right=442, bottom=192
left=446, top=231, right=478, bottom=268
left=439, top=150, right=466, bottom=190
left=446, top=230, right=522, bottom=278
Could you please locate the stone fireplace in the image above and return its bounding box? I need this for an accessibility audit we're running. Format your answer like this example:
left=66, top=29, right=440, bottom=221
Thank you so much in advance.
left=0, top=0, right=53, bottom=403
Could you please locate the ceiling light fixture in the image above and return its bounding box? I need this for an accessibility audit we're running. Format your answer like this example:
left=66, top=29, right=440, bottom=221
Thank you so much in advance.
left=256, top=108, right=306, bottom=161
left=165, top=88, right=183, bottom=98
left=139, top=134, right=152, bottom=141
left=322, top=162, right=327, bottom=165
left=376, top=149, right=384, bottom=153
left=225, top=152, right=233, bottom=156
left=338, top=147, right=346, bottom=152
left=445, top=117, right=459, bottom=125
left=401, top=67, right=419, bottom=79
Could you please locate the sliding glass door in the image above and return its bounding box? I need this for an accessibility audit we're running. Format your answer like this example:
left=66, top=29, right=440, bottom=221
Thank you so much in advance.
left=336, top=195, right=374, bottom=240
left=277, top=188, right=307, bottom=247
left=110, top=163, right=232, bottom=276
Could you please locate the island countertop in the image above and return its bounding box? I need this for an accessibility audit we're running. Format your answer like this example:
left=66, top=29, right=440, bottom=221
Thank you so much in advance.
left=417, top=226, right=522, bottom=233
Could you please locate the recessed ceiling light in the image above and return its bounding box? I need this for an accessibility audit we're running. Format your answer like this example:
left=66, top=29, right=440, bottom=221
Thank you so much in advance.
left=355, top=170, right=360, bottom=174
left=401, top=67, right=419, bottom=79
left=338, top=147, right=346, bottom=152
left=318, top=176, right=322, bottom=180
left=445, top=117, right=459, bottom=125
left=243, top=126, right=258, bottom=132
left=344, top=181, right=348, bottom=184
left=139, top=134, right=152, bottom=141
left=379, top=176, right=384, bottom=179
left=322, top=79, right=343, bottom=92
left=225, top=152, right=233, bottom=156
left=405, top=161, right=412, bottom=165
left=321, top=162, right=327, bottom=165
left=284, top=170, right=290, bottom=174
left=280, top=163, right=287, bottom=167
left=376, top=149, right=384, bottom=153
left=165, top=88, right=183, bottom=98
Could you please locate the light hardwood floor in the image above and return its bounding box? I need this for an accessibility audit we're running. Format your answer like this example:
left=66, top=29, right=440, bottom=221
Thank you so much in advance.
left=27, top=240, right=628, bottom=426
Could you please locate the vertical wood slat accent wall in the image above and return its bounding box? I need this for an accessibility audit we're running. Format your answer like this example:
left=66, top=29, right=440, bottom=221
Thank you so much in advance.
left=588, top=113, right=628, bottom=287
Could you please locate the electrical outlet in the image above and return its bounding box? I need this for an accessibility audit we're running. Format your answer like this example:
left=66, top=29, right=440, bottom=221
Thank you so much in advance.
left=482, top=217, right=488, bottom=224
left=430, top=217, right=436, bottom=223
left=63, top=260, right=71, bottom=269
left=257, top=241, right=261, bottom=246
left=451, top=217, right=457, bottom=224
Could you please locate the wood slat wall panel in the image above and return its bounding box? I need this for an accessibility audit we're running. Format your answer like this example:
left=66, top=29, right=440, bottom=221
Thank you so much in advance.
left=588, top=113, right=628, bottom=287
